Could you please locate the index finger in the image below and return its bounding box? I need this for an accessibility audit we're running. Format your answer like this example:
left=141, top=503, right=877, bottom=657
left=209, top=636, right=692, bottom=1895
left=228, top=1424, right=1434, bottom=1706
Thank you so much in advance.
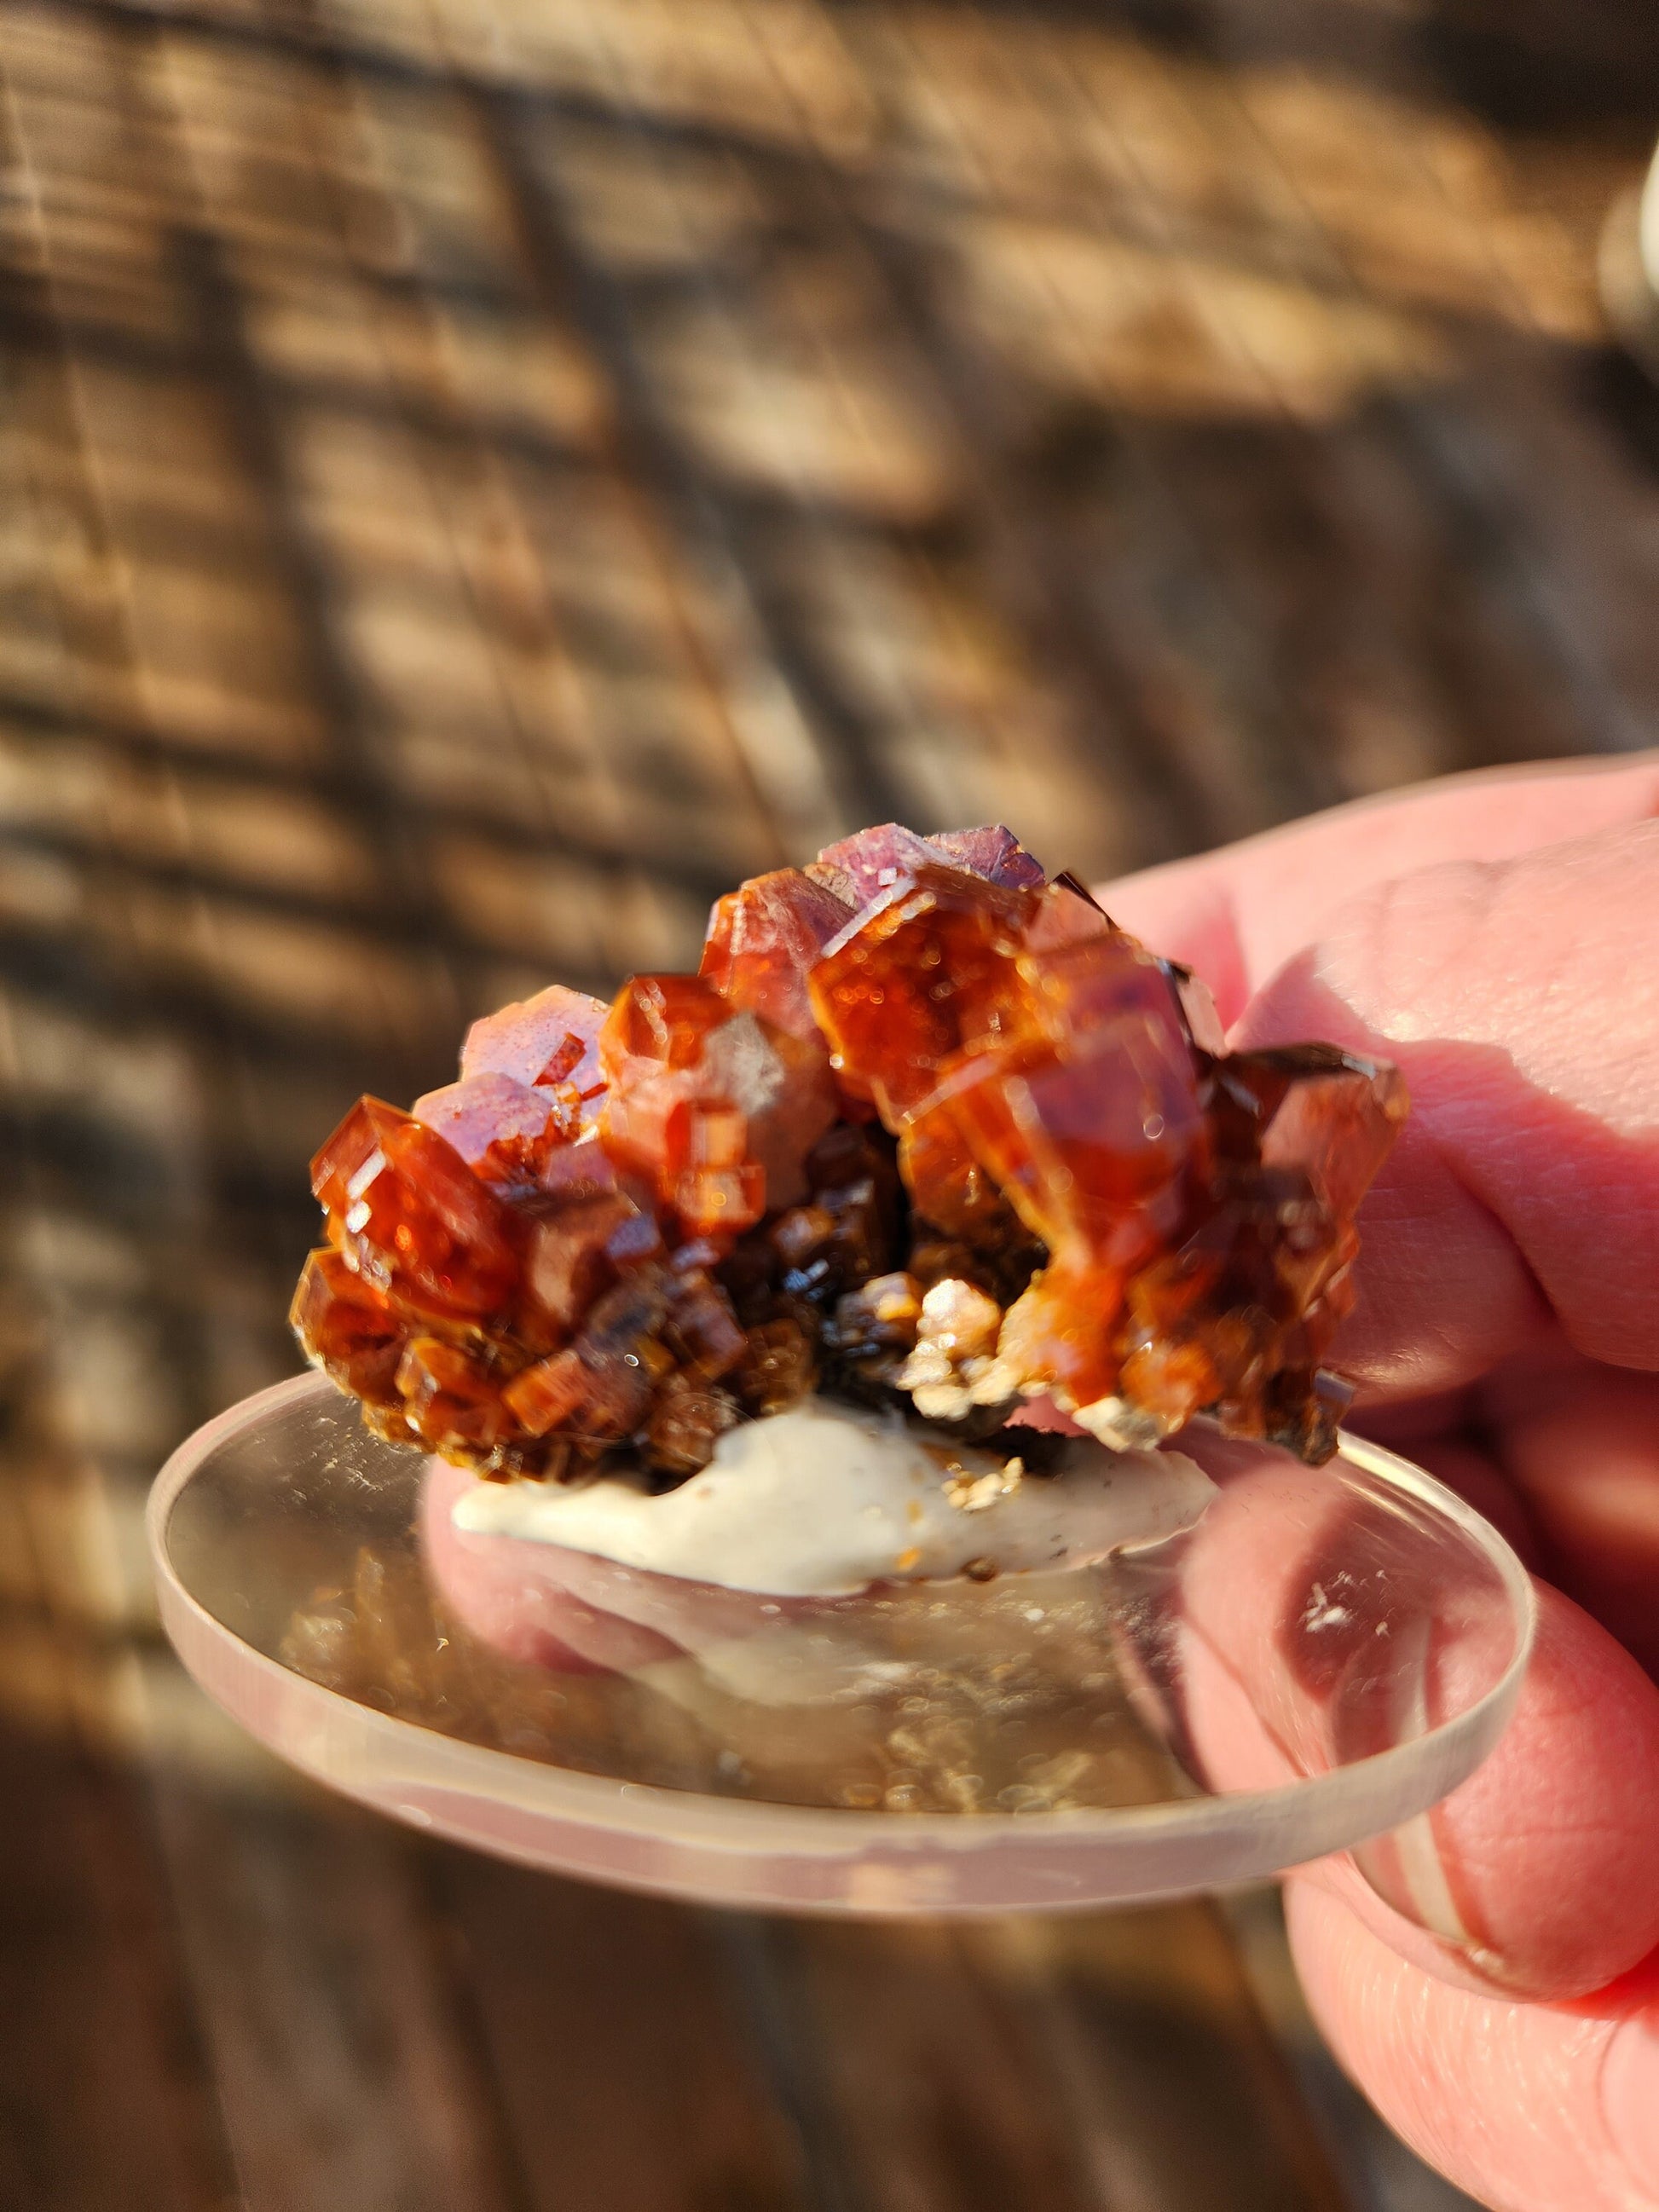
left=1101, top=754, right=1659, bottom=1026
left=1102, top=762, right=1659, bottom=1396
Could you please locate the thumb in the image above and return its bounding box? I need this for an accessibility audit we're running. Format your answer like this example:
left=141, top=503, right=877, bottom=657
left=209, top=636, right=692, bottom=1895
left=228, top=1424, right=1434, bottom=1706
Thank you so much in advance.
left=1288, top=1880, right=1659, bottom=2212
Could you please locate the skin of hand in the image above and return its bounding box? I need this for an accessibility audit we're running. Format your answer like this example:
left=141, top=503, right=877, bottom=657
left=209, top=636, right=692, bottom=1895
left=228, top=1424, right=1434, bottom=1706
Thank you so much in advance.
left=421, top=756, right=1657, bottom=2208
left=1100, top=754, right=1659, bottom=2212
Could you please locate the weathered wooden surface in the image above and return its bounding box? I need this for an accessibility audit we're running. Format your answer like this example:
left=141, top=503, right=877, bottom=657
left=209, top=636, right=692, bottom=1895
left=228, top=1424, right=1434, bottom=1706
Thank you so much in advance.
left=3, top=0, right=1654, bottom=2201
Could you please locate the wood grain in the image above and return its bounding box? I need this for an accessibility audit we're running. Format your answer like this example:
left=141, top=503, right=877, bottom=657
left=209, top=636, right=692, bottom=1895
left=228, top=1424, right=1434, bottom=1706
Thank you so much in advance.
left=0, top=0, right=1652, bottom=2203
left=0, top=1730, right=234, bottom=2211
left=153, top=1782, right=529, bottom=2212
left=432, top=1852, right=812, bottom=2212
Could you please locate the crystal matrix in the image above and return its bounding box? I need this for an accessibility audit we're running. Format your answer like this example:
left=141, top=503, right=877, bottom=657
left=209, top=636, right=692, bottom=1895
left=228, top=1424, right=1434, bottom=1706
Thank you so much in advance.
left=295, top=825, right=1404, bottom=1479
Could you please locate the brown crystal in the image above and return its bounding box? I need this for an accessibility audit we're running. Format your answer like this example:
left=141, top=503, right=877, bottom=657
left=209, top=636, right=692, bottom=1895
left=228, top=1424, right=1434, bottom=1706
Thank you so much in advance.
left=643, top=1373, right=742, bottom=1477
left=311, top=1097, right=518, bottom=1321
left=523, top=1193, right=656, bottom=1338
left=735, top=1316, right=818, bottom=1416
left=290, top=1247, right=406, bottom=1406
left=662, top=1268, right=749, bottom=1377
left=502, top=1348, right=589, bottom=1437
left=396, top=1337, right=521, bottom=1458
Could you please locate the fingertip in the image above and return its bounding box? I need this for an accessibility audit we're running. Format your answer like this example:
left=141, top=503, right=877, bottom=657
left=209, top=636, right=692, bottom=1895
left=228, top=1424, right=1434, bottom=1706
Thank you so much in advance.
left=1101, top=758, right=1659, bottom=1015
left=418, top=1459, right=681, bottom=1672
left=1348, top=1582, right=1659, bottom=2001
left=1286, top=1880, right=1659, bottom=2212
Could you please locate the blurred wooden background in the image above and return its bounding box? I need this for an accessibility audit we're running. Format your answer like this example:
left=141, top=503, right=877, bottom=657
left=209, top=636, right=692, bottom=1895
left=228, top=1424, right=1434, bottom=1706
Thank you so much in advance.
left=3, top=0, right=1657, bottom=2201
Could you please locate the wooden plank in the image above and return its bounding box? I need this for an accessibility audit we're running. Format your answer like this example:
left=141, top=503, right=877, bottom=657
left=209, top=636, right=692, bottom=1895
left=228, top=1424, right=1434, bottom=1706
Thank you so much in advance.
left=519, top=49, right=1180, bottom=874
left=153, top=1778, right=530, bottom=2212
left=981, top=1903, right=1350, bottom=2212
left=740, top=1905, right=1352, bottom=2212
left=746, top=1915, right=1100, bottom=2212
left=431, top=1851, right=813, bottom=2212
left=1204, top=0, right=1659, bottom=761
left=0, top=1727, right=234, bottom=2211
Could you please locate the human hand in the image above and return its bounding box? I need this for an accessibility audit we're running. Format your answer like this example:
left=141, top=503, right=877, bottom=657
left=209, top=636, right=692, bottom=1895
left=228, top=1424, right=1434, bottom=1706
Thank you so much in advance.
left=1103, top=755, right=1659, bottom=2212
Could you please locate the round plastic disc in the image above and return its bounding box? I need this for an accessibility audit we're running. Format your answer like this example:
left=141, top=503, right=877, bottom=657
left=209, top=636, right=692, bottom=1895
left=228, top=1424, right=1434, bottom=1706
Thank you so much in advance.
left=150, top=1372, right=1534, bottom=1916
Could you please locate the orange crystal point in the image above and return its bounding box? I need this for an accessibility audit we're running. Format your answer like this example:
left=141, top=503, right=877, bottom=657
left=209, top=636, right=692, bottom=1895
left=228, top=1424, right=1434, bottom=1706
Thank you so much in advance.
left=599, top=973, right=734, bottom=1076
left=697, top=1011, right=839, bottom=1211
left=807, top=862, right=1038, bottom=1121
left=896, top=1098, right=1022, bottom=1245
left=1016, top=921, right=1184, bottom=1045
left=598, top=1069, right=697, bottom=1188
left=700, top=868, right=853, bottom=1038
left=599, top=973, right=836, bottom=1233
left=673, top=1160, right=767, bottom=1239
left=943, top=1034, right=1198, bottom=1261
left=310, top=1096, right=518, bottom=1320
left=598, top=975, right=742, bottom=1217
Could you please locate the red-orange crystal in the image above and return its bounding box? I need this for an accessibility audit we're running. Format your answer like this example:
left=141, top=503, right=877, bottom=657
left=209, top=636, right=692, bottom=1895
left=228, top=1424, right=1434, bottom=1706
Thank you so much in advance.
left=295, top=823, right=1404, bottom=1477
left=699, top=867, right=853, bottom=1039
left=310, top=1097, right=518, bottom=1321
left=807, top=863, right=1038, bottom=1120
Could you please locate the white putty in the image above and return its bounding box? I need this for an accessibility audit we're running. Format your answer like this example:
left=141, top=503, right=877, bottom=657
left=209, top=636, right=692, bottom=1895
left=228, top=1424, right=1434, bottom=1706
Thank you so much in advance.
left=450, top=1395, right=1214, bottom=1596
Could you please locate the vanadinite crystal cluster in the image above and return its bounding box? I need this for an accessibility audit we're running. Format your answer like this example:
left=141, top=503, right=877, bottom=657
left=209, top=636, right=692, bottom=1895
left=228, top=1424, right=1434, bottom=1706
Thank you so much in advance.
left=293, top=825, right=1405, bottom=1481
